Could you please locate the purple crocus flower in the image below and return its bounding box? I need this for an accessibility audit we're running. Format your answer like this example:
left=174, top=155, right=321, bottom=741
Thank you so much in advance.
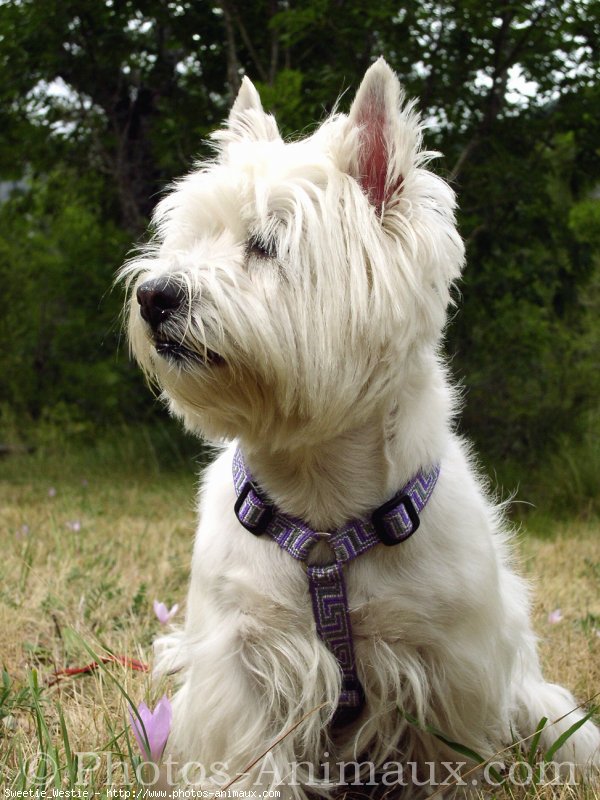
left=548, top=608, right=563, bottom=624
left=153, top=600, right=179, bottom=624
left=16, top=524, right=30, bottom=539
left=129, top=695, right=172, bottom=762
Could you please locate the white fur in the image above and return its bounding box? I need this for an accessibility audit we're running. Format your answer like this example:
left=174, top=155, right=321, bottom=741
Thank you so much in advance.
left=121, top=59, right=599, bottom=796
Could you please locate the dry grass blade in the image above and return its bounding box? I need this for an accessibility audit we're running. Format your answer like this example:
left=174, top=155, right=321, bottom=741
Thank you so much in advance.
left=221, top=702, right=330, bottom=791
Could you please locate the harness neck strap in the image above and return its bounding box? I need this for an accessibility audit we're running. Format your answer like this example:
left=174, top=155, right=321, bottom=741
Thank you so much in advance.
left=232, top=448, right=440, bottom=727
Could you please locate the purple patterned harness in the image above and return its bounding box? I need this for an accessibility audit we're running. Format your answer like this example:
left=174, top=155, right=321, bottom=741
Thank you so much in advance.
left=232, top=448, right=440, bottom=727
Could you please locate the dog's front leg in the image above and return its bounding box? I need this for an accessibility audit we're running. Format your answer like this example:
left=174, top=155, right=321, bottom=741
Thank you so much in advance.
left=153, top=466, right=339, bottom=798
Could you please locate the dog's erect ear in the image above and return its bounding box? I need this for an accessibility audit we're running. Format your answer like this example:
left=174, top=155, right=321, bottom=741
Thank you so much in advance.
left=230, top=76, right=264, bottom=118
left=221, top=76, right=281, bottom=143
left=345, top=58, right=419, bottom=213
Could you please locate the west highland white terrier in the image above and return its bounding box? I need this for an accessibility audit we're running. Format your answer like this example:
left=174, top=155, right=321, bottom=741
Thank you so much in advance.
left=121, top=59, right=599, bottom=796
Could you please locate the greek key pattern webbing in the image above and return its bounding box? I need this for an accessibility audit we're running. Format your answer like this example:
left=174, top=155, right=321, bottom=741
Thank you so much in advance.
left=232, top=447, right=440, bottom=724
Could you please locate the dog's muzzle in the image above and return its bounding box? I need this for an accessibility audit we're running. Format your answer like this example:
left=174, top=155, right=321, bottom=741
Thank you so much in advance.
left=136, top=277, right=224, bottom=366
left=137, top=277, right=185, bottom=332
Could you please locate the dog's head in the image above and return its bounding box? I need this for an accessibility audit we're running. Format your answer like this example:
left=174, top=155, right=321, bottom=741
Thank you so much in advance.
left=121, top=59, right=464, bottom=447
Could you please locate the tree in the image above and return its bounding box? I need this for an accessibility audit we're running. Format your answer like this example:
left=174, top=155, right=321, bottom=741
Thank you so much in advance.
left=0, top=0, right=598, bottom=466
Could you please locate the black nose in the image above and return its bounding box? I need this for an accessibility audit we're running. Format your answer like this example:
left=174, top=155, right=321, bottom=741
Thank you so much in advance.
left=136, top=278, right=185, bottom=331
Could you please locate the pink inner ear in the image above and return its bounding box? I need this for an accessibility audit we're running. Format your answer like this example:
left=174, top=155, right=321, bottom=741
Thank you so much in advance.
left=355, top=103, right=393, bottom=212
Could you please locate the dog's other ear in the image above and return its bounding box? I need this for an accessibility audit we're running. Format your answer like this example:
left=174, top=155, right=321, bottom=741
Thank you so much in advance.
left=220, top=76, right=281, bottom=143
left=230, top=76, right=264, bottom=118
left=346, top=58, right=420, bottom=213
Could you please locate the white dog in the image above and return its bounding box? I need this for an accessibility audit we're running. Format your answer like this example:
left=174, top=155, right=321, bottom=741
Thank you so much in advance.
left=122, top=59, right=599, bottom=796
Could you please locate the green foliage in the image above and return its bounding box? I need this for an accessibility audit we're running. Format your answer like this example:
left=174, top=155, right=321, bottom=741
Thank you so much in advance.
left=0, top=171, right=152, bottom=424
left=0, top=0, right=599, bottom=492
left=535, top=414, right=600, bottom=518
left=256, top=70, right=306, bottom=135
left=569, top=198, right=600, bottom=248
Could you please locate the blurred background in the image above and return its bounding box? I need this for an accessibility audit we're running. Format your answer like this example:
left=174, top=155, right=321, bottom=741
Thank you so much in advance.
left=1, top=0, right=598, bottom=519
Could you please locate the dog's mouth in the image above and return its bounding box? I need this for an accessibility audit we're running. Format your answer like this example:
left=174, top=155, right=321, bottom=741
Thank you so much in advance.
left=154, top=339, right=225, bottom=367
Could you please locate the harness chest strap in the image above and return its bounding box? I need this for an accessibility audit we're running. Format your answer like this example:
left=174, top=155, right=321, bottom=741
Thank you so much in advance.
left=232, top=448, right=440, bottom=727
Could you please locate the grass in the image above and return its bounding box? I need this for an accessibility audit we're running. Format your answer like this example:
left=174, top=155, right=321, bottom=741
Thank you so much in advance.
left=0, top=427, right=598, bottom=797
left=0, top=425, right=200, bottom=794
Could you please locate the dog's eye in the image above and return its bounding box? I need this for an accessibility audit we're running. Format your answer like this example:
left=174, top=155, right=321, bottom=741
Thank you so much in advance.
left=246, top=236, right=277, bottom=260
